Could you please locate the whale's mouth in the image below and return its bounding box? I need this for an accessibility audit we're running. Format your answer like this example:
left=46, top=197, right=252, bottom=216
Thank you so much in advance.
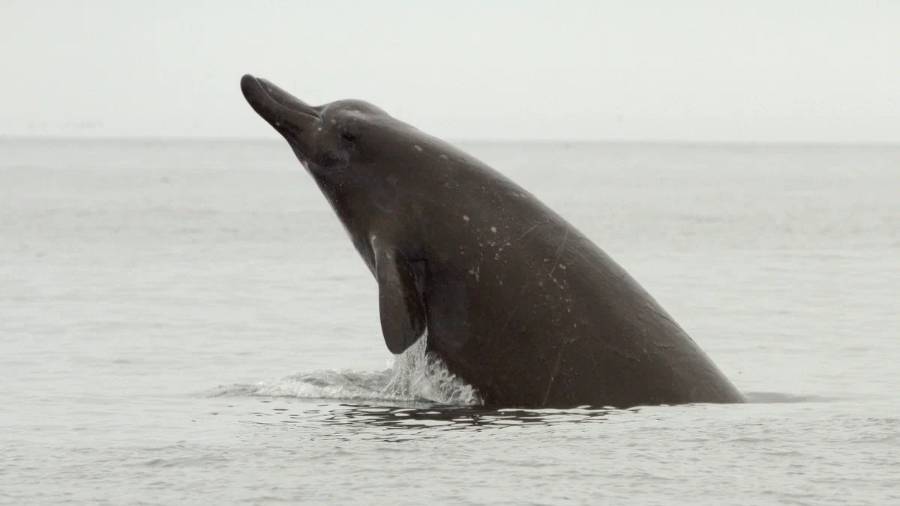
left=240, top=74, right=320, bottom=127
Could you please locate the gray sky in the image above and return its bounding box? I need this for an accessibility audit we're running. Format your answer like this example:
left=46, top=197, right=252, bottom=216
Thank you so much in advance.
left=1, top=0, right=897, bottom=142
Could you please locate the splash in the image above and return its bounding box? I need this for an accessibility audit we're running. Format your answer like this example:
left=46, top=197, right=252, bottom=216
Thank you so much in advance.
left=380, top=334, right=481, bottom=405
left=211, top=334, right=482, bottom=406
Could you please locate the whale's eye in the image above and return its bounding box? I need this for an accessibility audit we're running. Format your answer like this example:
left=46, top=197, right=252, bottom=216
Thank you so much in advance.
left=341, top=132, right=357, bottom=142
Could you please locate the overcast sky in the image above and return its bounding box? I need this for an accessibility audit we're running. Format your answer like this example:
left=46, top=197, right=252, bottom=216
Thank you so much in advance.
left=1, top=0, right=897, bottom=142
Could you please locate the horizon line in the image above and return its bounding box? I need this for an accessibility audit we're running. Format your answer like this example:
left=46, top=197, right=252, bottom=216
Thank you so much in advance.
left=1, top=134, right=898, bottom=148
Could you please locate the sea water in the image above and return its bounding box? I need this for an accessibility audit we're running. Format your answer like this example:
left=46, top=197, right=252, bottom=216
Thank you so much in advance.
left=1, top=139, right=898, bottom=504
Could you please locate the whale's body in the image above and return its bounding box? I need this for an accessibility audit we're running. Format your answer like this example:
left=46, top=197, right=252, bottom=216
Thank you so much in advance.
left=240, top=74, right=744, bottom=407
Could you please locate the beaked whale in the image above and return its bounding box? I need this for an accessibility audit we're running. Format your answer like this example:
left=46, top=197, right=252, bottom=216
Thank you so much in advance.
left=240, top=74, right=745, bottom=408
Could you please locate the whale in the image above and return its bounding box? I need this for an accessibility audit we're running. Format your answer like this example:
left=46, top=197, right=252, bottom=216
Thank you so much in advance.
left=240, top=74, right=745, bottom=408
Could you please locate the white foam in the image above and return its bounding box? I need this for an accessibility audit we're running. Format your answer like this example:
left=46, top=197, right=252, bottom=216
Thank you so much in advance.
left=380, top=334, right=481, bottom=405
left=211, top=334, right=481, bottom=406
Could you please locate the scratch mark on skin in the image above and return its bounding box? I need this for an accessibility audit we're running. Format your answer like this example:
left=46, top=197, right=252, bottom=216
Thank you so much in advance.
left=547, top=228, right=570, bottom=278
left=541, top=335, right=582, bottom=406
left=468, top=263, right=480, bottom=281
left=494, top=221, right=547, bottom=262
left=542, top=344, right=565, bottom=406
left=495, top=221, right=558, bottom=335
left=468, top=250, right=484, bottom=282
left=514, top=220, right=548, bottom=243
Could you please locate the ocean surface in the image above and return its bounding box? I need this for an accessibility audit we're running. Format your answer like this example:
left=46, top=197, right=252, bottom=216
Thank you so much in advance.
left=1, top=139, right=898, bottom=505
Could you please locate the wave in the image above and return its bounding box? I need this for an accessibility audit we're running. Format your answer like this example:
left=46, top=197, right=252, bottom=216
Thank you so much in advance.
left=210, top=335, right=482, bottom=406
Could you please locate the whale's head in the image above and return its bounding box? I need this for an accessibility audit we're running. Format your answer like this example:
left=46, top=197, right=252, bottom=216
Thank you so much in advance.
left=240, top=74, right=439, bottom=269
left=240, top=74, right=409, bottom=175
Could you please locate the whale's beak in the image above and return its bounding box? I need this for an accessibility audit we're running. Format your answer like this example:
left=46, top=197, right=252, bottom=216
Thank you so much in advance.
left=240, top=74, right=320, bottom=155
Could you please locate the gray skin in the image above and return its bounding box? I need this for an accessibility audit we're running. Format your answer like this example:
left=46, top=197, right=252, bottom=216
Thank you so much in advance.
left=240, top=74, right=745, bottom=408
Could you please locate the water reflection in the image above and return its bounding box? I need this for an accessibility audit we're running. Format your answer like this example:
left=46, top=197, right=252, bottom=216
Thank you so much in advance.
left=323, top=404, right=624, bottom=430
left=240, top=398, right=639, bottom=441
left=235, top=391, right=832, bottom=441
